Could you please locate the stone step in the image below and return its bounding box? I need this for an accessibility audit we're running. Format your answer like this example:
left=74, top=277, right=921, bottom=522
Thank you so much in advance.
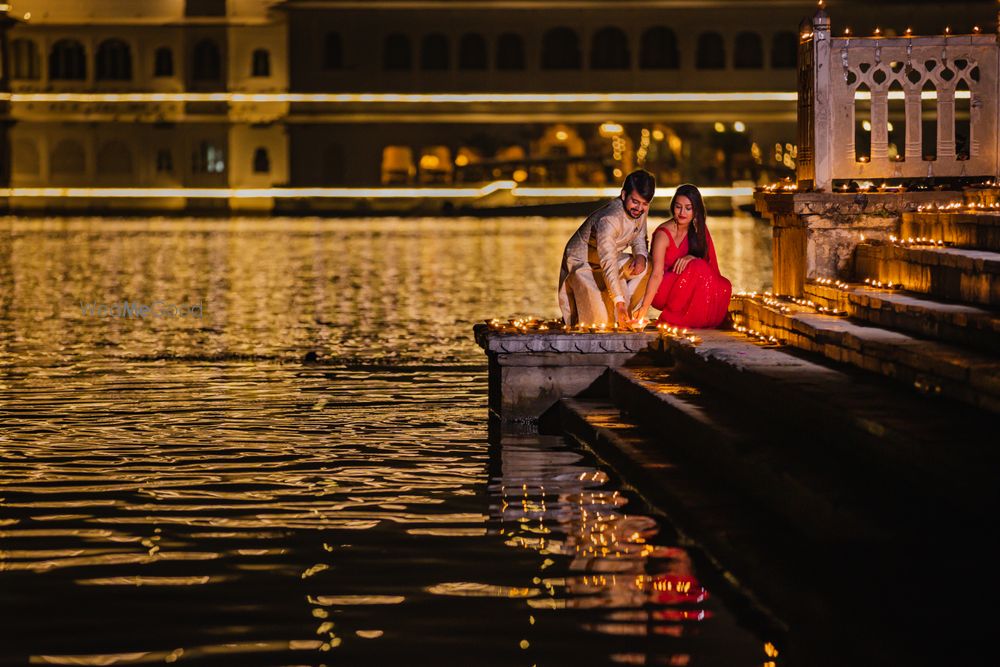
left=853, top=241, right=1000, bottom=307
left=804, top=281, right=1000, bottom=355
left=901, top=210, right=1000, bottom=252
left=606, top=366, right=911, bottom=543
left=656, top=330, right=1000, bottom=518
left=729, top=295, right=1000, bottom=413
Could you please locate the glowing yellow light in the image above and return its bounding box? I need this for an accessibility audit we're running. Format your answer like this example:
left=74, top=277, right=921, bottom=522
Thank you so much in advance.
left=599, top=122, right=624, bottom=137
left=862, top=120, right=872, bottom=132
left=419, top=154, right=440, bottom=170
left=652, top=129, right=665, bottom=141
left=0, top=91, right=800, bottom=105
left=24, top=12, right=31, bottom=20
left=714, top=122, right=726, bottom=133
left=887, top=122, right=894, bottom=132
left=874, top=27, right=881, bottom=36
left=555, top=130, right=569, bottom=141
left=765, top=642, right=780, bottom=658
left=512, top=169, right=528, bottom=183
left=733, top=121, right=746, bottom=132
left=454, top=154, right=469, bottom=167
left=844, top=27, right=851, bottom=36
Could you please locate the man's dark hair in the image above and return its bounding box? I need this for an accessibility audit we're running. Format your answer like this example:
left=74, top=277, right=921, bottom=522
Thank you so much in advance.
left=622, top=169, right=655, bottom=201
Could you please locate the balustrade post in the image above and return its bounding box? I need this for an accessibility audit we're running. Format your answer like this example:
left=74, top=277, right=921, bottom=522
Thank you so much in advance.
left=797, top=7, right=832, bottom=191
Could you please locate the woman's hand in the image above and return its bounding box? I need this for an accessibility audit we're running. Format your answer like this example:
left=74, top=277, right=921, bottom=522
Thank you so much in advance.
left=672, top=254, right=696, bottom=274
left=629, top=306, right=649, bottom=328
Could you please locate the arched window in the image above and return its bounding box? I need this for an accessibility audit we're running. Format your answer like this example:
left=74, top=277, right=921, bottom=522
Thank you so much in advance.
left=11, top=39, right=40, bottom=80
left=51, top=140, right=86, bottom=174
left=734, top=32, right=763, bottom=69
left=12, top=139, right=40, bottom=175
left=383, top=33, right=412, bottom=70
left=590, top=27, right=629, bottom=70
left=771, top=32, right=797, bottom=69
left=324, top=32, right=342, bottom=69
left=855, top=83, right=872, bottom=161
left=542, top=27, right=581, bottom=70
left=251, top=49, right=270, bottom=77
left=253, top=147, right=270, bottom=173
left=421, top=33, right=449, bottom=70
left=459, top=33, right=487, bottom=70
left=96, top=141, right=133, bottom=174
left=96, top=39, right=132, bottom=81
left=639, top=27, right=679, bottom=69
left=154, top=47, right=174, bottom=77
left=49, top=40, right=87, bottom=81
left=922, top=80, right=937, bottom=160
left=696, top=32, right=725, bottom=69
left=192, top=39, right=221, bottom=81
left=496, top=33, right=524, bottom=70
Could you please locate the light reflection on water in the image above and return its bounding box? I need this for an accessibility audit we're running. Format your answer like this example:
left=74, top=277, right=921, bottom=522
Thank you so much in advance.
left=1, top=216, right=775, bottom=665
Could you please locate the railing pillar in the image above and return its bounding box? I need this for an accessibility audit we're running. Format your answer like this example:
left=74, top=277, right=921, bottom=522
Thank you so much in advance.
left=797, top=8, right=832, bottom=191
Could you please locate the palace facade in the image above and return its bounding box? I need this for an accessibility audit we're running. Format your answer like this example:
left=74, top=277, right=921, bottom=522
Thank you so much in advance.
left=1, top=0, right=995, bottom=209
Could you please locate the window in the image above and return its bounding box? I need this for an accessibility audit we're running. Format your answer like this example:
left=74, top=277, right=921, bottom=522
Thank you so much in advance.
left=383, top=33, right=411, bottom=70
left=156, top=149, right=174, bottom=173
left=49, top=40, right=87, bottom=80
left=421, top=33, right=449, bottom=70
left=696, top=32, right=725, bottom=69
left=771, top=32, right=797, bottom=69
left=458, top=33, right=487, bottom=70
left=734, top=32, right=763, bottom=69
left=192, top=39, right=221, bottom=81
left=590, top=27, right=629, bottom=70
left=96, top=39, right=132, bottom=81
left=253, top=147, right=270, bottom=173
left=154, top=47, right=174, bottom=77
left=496, top=33, right=524, bottom=70
left=639, top=27, right=679, bottom=69
left=251, top=49, right=270, bottom=77
left=324, top=32, right=342, bottom=69
left=11, top=39, right=40, bottom=80
left=193, top=141, right=225, bottom=173
left=542, top=28, right=581, bottom=70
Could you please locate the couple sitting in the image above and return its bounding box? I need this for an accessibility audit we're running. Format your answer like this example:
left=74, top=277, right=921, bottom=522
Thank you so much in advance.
left=557, top=169, right=731, bottom=329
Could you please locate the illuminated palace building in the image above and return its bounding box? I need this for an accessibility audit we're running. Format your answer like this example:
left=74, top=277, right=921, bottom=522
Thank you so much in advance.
left=1, top=0, right=996, bottom=209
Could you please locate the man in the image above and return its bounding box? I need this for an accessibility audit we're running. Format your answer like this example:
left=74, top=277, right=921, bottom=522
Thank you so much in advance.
left=557, top=169, right=654, bottom=327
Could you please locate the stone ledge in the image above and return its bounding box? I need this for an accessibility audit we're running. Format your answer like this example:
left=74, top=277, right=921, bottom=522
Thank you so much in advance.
left=854, top=242, right=1000, bottom=306
left=902, top=211, right=1000, bottom=252
left=754, top=190, right=964, bottom=218
left=474, top=323, right=661, bottom=355
left=804, top=282, right=1000, bottom=355
left=729, top=297, right=1000, bottom=413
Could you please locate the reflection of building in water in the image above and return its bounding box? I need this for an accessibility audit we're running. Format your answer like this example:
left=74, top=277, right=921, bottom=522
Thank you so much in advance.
left=2, top=0, right=994, bottom=201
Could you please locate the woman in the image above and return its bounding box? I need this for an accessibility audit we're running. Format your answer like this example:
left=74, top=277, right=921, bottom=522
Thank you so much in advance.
left=632, top=184, right=732, bottom=328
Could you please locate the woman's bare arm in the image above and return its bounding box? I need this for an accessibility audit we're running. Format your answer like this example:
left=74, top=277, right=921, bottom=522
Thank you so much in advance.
left=632, top=228, right=669, bottom=321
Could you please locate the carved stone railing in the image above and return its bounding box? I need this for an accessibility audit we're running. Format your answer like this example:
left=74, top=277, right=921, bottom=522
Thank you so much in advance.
left=797, top=7, right=999, bottom=190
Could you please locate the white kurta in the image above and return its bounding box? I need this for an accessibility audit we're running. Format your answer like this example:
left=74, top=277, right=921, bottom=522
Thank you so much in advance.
left=557, top=197, right=649, bottom=325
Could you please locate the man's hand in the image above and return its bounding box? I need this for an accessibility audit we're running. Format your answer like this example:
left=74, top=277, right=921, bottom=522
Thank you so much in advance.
left=628, top=255, right=648, bottom=277
left=614, top=302, right=630, bottom=327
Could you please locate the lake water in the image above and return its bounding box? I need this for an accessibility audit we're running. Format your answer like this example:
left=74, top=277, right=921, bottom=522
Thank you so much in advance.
left=0, top=215, right=776, bottom=666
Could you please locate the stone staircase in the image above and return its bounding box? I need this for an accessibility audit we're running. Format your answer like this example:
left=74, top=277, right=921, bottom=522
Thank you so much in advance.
left=729, top=208, right=1000, bottom=415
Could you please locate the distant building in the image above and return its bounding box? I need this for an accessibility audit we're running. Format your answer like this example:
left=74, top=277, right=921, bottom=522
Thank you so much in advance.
left=1, top=0, right=995, bottom=205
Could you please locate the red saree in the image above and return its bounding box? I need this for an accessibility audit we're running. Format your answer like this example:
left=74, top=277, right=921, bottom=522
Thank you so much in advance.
left=650, top=226, right=732, bottom=328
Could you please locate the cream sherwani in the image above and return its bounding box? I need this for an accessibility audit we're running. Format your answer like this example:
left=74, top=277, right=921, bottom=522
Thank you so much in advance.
left=557, top=197, right=650, bottom=326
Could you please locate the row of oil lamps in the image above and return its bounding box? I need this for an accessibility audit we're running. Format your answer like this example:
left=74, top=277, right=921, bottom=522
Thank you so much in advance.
left=486, top=317, right=700, bottom=343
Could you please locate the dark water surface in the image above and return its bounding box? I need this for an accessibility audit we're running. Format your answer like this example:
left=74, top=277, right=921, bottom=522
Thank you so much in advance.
left=1, top=216, right=775, bottom=666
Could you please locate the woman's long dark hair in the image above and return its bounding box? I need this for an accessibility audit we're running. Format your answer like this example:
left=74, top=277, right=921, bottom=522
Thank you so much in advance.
left=671, top=183, right=708, bottom=259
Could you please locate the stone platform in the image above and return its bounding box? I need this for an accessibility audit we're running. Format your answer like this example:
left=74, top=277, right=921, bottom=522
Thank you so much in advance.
left=473, top=323, right=664, bottom=425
